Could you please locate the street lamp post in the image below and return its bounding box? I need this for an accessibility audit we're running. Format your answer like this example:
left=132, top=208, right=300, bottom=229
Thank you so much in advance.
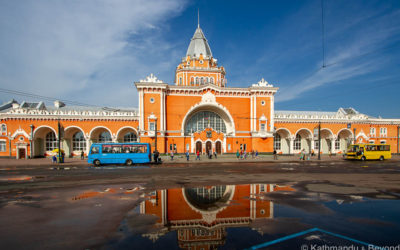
left=353, top=128, right=357, bottom=144
left=30, top=124, right=34, bottom=159
left=397, top=125, right=400, bottom=154
left=58, top=118, right=61, bottom=163
left=318, top=121, right=321, bottom=160
left=154, top=118, right=157, bottom=153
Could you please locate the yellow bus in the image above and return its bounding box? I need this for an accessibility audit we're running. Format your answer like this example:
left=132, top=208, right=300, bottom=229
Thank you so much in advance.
left=345, top=144, right=391, bottom=161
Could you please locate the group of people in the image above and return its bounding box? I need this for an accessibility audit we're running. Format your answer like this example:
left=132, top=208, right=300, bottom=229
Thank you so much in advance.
left=167, top=150, right=219, bottom=161
left=236, top=149, right=258, bottom=160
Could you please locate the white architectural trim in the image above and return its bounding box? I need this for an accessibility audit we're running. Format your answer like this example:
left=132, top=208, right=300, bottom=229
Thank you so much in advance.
left=337, top=128, right=353, bottom=137
left=33, top=125, right=58, bottom=139
left=294, top=128, right=313, bottom=138
left=89, top=126, right=113, bottom=139
left=276, top=128, right=292, bottom=137
left=116, top=126, right=138, bottom=139
left=11, top=128, right=30, bottom=139
left=181, top=100, right=236, bottom=136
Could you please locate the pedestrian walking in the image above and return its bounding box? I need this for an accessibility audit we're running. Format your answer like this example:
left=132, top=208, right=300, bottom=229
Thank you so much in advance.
left=251, top=150, right=254, bottom=159
left=196, top=150, right=201, bottom=160
left=52, top=155, right=57, bottom=164
left=80, top=150, right=84, bottom=160
left=213, top=150, right=217, bottom=159
left=185, top=151, right=190, bottom=161
left=170, top=151, right=174, bottom=161
left=273, top=149, right=277, bottom=160
left=236, top=150, right=240, bottom=160
left=255, top=150, right=259, bottom=158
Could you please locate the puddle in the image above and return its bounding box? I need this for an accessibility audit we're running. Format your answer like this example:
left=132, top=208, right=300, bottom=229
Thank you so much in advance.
left=103, top=184, right=400, bottom=249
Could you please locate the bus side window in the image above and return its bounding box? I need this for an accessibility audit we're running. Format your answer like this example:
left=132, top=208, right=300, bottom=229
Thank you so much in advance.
left=91, top=146, right=99, bottom=154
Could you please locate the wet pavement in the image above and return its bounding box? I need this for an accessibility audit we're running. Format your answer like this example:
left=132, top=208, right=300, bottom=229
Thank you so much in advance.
left=0, top=160, right=399, bottom=249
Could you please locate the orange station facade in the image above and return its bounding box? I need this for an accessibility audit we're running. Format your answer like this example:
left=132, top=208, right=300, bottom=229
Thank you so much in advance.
left=1, top=25, right=400, bottom=158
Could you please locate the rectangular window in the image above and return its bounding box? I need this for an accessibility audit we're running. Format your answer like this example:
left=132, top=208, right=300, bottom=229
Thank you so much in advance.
left=335, top=139, right=340, bottom=150
left=260, top=184, right=265, bottom=192
left=260, top=123, right=265, bottom=131
left=370, top=127, right=375, bottom=136
left=380, top=128, right=387, bottom=136
left=0, top=141, right=6, bottom=152
left=314, top=140, right=319, bottom=150
left=274, top=137, right=281, bottom=150
left=149, top=122, right=155, bottom=131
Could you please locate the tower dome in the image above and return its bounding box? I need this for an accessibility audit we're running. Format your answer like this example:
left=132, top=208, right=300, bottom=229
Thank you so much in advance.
left=186, top=26, right=212, bottom=59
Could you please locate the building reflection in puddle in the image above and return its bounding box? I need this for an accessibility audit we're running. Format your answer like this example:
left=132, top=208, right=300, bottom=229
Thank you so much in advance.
left=137, top=184, right=294, bottom=249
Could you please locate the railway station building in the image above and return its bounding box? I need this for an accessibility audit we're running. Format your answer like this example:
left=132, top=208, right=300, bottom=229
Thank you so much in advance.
left=1, top=25, right=399, bottom=158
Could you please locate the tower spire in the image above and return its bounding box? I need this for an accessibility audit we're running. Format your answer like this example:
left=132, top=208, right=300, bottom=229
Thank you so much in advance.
left=197, top=8, right=200, bottom=28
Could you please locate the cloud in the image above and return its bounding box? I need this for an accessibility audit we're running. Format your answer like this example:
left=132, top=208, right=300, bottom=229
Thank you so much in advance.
left=275, top=5, right=400, bottom=103
left=0, top=0, right=187, bottom=107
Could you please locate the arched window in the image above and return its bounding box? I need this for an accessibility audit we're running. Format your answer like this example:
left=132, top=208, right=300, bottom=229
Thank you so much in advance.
left=72, top=131, right=86, bottom=151
left=1, top=124, right=6, bottom=135
left=190, top=77, right=194, bottom=85
left=274, top=133, right=281, bottom=150
left=45, top=131, right=57, bottom=151
left=179, top=77, right=182, bottom=85
left=185, top=111, right=226, bottom=135
left=335, top=138, right=340, bottom=150
left=195, top=77, right=199, bottom=84
left=123, top=132, right=137, bottom=142
left=294, top=134, right=301, bottom=150
left=210, top=77, right=214, bottom=84
left=99, top=131, right=112, bottom=143
left=200, top=77, right=204, bottom=84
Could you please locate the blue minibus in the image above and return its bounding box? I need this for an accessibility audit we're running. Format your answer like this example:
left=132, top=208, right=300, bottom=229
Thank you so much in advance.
left=88, top=143, right=151, bottom=166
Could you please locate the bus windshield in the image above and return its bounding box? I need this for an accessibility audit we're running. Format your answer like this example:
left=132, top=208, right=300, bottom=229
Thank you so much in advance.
left=348, top=145, right=359, bottom=153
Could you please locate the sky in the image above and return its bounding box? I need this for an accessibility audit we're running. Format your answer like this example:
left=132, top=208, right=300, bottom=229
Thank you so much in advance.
left=0, top=0, right=399, bottom=118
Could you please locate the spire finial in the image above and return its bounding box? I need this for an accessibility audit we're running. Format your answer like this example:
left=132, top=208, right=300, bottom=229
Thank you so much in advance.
left=197, top=8, right=200, bottom=28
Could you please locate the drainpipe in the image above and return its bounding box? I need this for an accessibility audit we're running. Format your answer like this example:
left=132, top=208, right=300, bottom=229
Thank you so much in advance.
left=8, top=132, right=11, bottom=158
left=30, top=124, right=34, bottom=159
left=397, top=125, right=399, bottom=154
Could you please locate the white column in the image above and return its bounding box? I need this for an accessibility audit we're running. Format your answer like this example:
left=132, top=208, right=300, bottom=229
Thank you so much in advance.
left=139, top=89, right=144, bottom=133
left=250, top=95, right=253, bottom=132
left=85, top=138, right=90, bottom=155
left=270, top=96, right=274, bottom=132
left=160, top=91, right=163, bottom=132
left=289, top=138, right=294, bottom=155
left=223, top=136, right=226, bottom=153
left=331, top=138, right=335, bottom=153
left=191, top=136, right=194, bottom=153
left=254, top=96, right=257, bottom=131
left=163, top=91, right=166, bottom=132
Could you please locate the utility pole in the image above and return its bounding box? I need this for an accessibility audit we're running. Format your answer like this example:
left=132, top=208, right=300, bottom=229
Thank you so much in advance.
left=58, top=118, right=61, bottom=163
left=397, top=125, right=399, bottom=154
left=353, top=128, right=356, bottom=144
left=30, top=124, right=34, bottom=159
left=318, top=121, right=321, bottom=160
left=154, top=118, right=157, bottom=153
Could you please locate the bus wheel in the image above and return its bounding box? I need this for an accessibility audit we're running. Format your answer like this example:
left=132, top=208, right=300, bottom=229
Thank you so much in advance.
left=126, top=159, right=133, bottom=166
left=94, top=159, right=101, bottom=166
left=361, top=156, right=366, bottom=161
left=379, top=156, right=384, bottom=161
